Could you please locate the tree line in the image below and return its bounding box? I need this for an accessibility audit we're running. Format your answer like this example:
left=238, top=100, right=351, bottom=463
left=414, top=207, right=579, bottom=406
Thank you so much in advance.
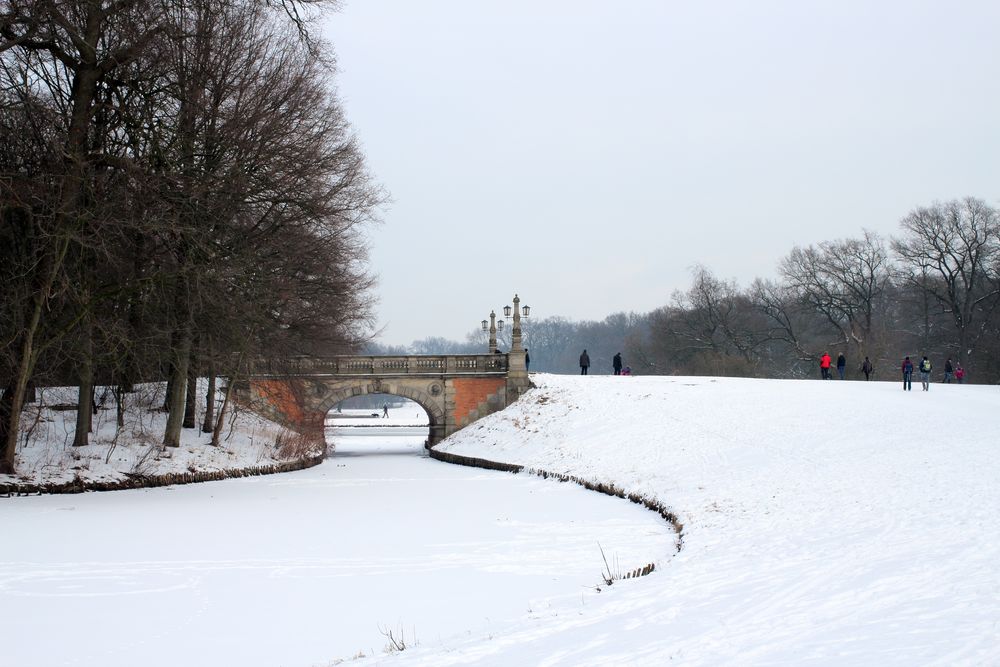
left=379, top=198, right=1000, bottom=381
left=637, top=198, right=1000, bottom=381
left=1, top=0, right=381, bottom=473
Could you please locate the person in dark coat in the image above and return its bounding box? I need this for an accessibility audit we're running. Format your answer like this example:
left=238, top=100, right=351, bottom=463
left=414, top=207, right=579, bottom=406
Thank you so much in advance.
left=612, top=352, right=622, bottom=375
left=525, top=349, right=530, bottom=371
left=836, top=353, right=847, bottom=380
left=943, top=358, right=953, bottom=383
left=861, top=356, right=873, bottom=381
left=579, top=350, right=590, bottom=375
left=901, top=356, right=913, bottom=391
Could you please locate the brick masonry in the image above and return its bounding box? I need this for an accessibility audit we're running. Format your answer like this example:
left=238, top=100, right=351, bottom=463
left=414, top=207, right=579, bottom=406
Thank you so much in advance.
left=451, top=377, right=507, bottom=427
left=251, top=379, right=306, bottom=424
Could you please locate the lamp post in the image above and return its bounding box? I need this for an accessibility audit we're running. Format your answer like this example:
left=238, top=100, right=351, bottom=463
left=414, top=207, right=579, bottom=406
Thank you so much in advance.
left=483, top=295, right=529, bottom=354
left=482, top=294, right=532, bottom=400
left=482, top=310, right=499, bottom=354
left=510, top=294, right=524, bottom=353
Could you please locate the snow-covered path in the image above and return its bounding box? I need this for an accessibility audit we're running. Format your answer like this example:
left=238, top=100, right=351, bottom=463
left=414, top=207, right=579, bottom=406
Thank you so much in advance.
left=0, top=430, right=675, bottom=666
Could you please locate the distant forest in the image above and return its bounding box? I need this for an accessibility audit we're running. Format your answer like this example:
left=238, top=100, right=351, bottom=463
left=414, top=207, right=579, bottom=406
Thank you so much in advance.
left=371, top=198, right=1000, bottom=383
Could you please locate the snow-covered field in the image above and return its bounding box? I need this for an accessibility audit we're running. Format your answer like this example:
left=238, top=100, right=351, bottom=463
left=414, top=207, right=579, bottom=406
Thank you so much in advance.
left=3, top=373, right=998, bottom=666
left=397, top=374, right=1000, bottom=666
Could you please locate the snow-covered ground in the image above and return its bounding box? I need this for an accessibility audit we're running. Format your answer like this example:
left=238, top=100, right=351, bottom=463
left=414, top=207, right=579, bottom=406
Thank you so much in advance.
left=1, top=381, right=307, bottom=487
left=3, top=374, right=998, bottom=666
left=0, top=421, right=675, bottom=666
left=390, top=374, right=999, bottom=666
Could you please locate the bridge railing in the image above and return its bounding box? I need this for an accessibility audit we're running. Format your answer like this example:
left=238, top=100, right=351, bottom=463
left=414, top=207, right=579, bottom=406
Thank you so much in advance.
left=249, top=354, right=509, bottom=376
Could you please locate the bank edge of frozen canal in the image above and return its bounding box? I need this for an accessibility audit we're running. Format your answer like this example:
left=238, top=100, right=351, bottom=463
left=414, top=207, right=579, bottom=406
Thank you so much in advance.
left=428, top=445, right=684, bottom=558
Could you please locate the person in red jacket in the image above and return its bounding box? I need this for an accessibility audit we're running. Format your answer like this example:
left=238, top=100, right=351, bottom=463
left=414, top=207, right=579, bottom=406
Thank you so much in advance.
left=819, top=352, right=832, bottom=380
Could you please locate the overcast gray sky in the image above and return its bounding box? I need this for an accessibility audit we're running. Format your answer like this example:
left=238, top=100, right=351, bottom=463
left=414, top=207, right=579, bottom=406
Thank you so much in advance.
left=322, top=1, right=1000, bottom=347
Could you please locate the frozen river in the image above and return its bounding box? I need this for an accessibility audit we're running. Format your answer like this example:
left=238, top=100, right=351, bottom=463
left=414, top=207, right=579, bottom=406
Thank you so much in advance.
left=1, top=424, right=676, bottom=666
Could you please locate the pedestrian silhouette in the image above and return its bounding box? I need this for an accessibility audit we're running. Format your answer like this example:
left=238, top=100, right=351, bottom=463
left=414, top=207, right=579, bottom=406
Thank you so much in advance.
left=820, top=352, right=832, bottom=380
left=901, top=356, right=913, bottom=391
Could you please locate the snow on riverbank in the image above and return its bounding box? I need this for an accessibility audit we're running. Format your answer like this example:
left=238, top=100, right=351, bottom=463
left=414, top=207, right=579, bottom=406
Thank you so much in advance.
left=385, top=373, right=1000, bottom=665
left=1, top=381, right=309, bottom=488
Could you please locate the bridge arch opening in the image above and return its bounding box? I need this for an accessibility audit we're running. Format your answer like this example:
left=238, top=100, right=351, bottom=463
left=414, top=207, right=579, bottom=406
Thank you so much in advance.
left=322, top=389, right=440, bottom=455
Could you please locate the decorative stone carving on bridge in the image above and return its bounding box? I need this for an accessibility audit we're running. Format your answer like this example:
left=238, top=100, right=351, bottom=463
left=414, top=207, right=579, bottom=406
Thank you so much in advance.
left=235, top=353, right=529, bottom=450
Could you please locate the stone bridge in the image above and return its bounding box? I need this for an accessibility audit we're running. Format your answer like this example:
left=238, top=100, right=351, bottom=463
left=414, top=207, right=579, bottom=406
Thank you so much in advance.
left=235, top=351, right=529, bottom=449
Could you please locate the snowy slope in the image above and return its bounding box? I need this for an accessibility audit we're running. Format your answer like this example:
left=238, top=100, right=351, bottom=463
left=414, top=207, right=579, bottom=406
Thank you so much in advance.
left=1, top=381, right=306, bottom=487
left=380, top=374, right=1000, bottom=665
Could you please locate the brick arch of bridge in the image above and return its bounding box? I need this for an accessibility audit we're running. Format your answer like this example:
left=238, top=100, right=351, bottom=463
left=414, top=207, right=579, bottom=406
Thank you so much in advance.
left=316, top=381, right=447, bottom=447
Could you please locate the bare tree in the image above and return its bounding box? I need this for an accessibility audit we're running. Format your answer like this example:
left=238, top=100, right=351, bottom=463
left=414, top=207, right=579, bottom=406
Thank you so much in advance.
left=892, top=198, right=1000, bottom=366
left=0, top=0, right=166, bottom=471
left=780, top=230, right=891, bottom=357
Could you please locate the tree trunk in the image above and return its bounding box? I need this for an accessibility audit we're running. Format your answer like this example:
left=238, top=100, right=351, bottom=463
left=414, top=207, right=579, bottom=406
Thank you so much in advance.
left=0, top=255, right=63, bottom=473
left=73, top=379, right=93, bottom=446
left=0, top=385, right=14, bottom=470
left=114, top=384, right=126, bottom=432
left=211, top=353, right=245, bottom=447
left=202, top=366, right=216, bottom=433
left=163, top=326, right=193, bottom=447
left=163, top=375, right=174, bottom=412
left=183, top=349, right=197, bottom=429
left=73, top=311, right=95, bottom=446
left=211, top=376, right=235, bottom=447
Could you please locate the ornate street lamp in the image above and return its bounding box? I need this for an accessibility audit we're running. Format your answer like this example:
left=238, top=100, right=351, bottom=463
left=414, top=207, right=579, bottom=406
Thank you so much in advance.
left=483, top=311, right=498, bottom=353
left=484, top=295, right=530, bottom=354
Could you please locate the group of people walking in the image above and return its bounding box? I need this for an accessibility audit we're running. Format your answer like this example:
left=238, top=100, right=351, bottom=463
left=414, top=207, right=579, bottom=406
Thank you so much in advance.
left=820, top=352, right=965, bottom=390
left=579, top=350, right=630, bottom=376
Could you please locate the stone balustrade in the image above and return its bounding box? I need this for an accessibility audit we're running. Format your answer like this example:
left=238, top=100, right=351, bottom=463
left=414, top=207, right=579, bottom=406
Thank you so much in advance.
left=249, top=354, right=509, bottom=377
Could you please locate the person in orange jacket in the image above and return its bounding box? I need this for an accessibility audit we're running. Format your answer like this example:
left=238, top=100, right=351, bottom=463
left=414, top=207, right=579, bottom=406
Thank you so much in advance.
left=819, top=352, right=832, bottom=380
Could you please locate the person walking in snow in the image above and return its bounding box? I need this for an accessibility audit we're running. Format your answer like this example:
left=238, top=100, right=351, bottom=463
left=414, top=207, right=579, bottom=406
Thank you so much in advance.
left=955, top=363, right=965, bottom=383
left=382, top=403, right=389, bottom=418
left=612, top=352, right=623, bottom=376
left=836, top=353, right=847, bottom=380
left=820, top=352, right=832, bottom=380
left=901, top=356, right=914, bottom=391
left=579, top=349, right=590, bottom=375
left=943, top=358, right=953, bottom=383
left=525, top=349, right=530, bottom=371
left=919, top=356, right=932, bottom=391
left=861, top=356, right=873, bottom=381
